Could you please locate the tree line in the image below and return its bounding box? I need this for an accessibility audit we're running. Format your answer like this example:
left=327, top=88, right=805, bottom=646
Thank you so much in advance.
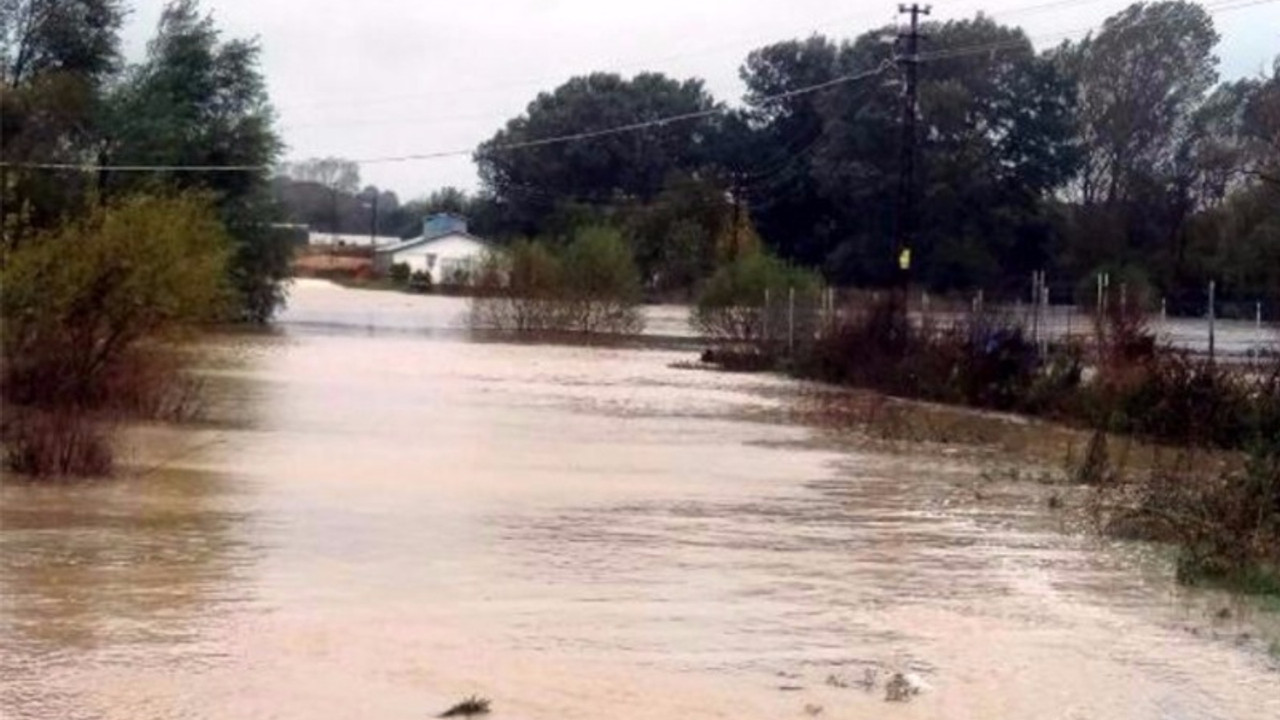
left=286, top=1, right=1275, bottom=310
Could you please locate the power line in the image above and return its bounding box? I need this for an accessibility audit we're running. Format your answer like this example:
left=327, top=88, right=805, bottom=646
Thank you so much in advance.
left=367, top=63, right=895, bottom=165
left=274, top=9, right=884, bottom=113
left=274, top=0, right=1173, bottom=129
left=3, top=0, right=1273, bottom=174
left=1, top=63, right=894, bottom=174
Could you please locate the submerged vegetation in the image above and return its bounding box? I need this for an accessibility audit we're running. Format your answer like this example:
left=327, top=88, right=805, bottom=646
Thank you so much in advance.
left=0, top=194, right=231, bottom=476
left=469, top=226, right=643, bottom=335
left=1, top=0, right=286, bottom=477
left=713, top=288, right=1280, bottom=598
left=1090, top=433, right=1280, bottom=599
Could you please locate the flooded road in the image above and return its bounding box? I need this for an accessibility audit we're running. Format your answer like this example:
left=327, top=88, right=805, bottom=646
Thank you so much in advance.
left=2, top=280, right=1277, bottom=719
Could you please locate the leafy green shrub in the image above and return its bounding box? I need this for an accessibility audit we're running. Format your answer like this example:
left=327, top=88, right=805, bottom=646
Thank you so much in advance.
left=469, top=229, right=644, bottom=335
left=470, top=240, right=564, bottom=332
left=693, top=251, right=820, bottom=347
left=559, top=226, right=643, bottom=334
left=408, top=269, right=433, bottom=293
left=388, top=262, right=411, bottom=284
left=1, top=193, right=231, bottom=476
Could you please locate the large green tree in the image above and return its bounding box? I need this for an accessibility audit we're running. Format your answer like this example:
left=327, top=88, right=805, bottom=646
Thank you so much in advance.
left=735, top=35, right=846, bottom=269
left=737, top=16, right=1078, bottom=292
left=1056, top=1, right=1219, bottom=290
left=0, top=0, right=124, bottom=239
left=103, top=0, right=287, bottom=321
left=1067, top=1, right=1219, bottom=207
left=475, top=72, right=722, bottom=234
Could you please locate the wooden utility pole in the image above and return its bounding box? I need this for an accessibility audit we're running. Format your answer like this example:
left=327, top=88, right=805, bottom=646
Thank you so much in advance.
left=895, top=3, right=929, bottom=299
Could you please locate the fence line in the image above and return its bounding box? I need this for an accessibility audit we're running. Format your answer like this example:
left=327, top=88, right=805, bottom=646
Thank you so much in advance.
left=734, top=283, right=1277, bottom=366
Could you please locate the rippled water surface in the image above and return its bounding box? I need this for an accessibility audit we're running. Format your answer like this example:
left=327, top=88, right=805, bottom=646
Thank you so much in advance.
left=2, top=280, right=1277, bottom=720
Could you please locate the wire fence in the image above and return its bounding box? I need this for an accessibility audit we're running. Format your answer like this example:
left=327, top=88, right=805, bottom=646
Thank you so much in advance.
left=742, top=283, right=1278, bottom=366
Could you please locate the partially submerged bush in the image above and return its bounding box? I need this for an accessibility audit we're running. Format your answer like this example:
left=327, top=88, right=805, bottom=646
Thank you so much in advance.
left=559, top=226, right=643, bottom=334
left=388, top=261, right=411, bottom=284
left=1, top=193, right=231, bottom=476
left=1, top=408, right=114, bottom=479
left=470, top=239, right=564, bottom=332
left=408, top=269, right=433, bottom=293
left=799, top=298, right=1045, bottom=412
left=1093, top=434, right=1280, bottom=593
left=469, top=228, right=643, bottom=335
left=692, top=251, right=821, bottom=349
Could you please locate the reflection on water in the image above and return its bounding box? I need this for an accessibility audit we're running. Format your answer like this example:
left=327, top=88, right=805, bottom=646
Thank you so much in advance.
left=1, top=280, right=1277, bottom=720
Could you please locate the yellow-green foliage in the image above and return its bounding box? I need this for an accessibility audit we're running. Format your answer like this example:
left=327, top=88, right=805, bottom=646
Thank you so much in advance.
left=2, top=193, right=231, bottom=410
left=470, top=228, right=644, bottom=335
left=693, top=250, right=822, bottom=344
left=560, top=226, right=643, bottom=334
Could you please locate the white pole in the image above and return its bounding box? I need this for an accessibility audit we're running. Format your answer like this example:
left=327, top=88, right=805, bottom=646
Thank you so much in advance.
left=763, top=287, right=771, bottom=346
left=788, top=286, right=796, bottom=355
left=922, top=290, right=930, bottom=336
left=828, top=286, right=835, bottom=332
left=1031, top=271, right=1040, bottom=347
left=1208, top=280, right=1216, bottom=363
left=1257, top=301, right=1263, bottom=363
left=1041, top=285, right=1050, bottom=356
left=1096, top=273, right=1104, bottom=321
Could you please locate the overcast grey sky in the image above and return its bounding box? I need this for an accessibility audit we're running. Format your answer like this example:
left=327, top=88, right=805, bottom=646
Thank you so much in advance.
left=120, top=0, right=1279, bottom=199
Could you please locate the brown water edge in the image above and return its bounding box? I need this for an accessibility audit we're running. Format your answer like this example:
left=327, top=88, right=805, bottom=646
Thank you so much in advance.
left=2, top=283, right=1279, bottom=720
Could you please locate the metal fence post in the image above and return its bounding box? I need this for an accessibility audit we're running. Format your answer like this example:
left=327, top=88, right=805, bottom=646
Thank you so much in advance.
left=1257, top=301, right=1263, bottom=364
left=1208, top=280, right=1216, bottom=363
left=763, top=287, right=771, bottom=347
left=788, top=286, right=796, bottom=356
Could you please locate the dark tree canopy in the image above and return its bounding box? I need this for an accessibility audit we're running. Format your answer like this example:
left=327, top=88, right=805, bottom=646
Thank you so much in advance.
left=731, top=17, right=1079, bottom=291
left=0, top=0, right=125, bottom=236
left=1067, top=0, right=1219, bottom=206
left=0, top=0, right=123, bottom=85
left=475, top=72, right=722, bottom=234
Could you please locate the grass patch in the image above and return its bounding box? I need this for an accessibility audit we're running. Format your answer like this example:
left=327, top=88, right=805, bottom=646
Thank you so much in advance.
left=1177, top=559, right=1280, bottom=597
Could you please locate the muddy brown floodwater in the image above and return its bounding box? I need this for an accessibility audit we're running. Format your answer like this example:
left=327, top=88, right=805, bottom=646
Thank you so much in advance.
left=2, top=280, right=1277, bottom=720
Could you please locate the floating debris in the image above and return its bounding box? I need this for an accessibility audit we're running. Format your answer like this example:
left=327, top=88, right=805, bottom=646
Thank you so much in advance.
left=884, top=672, right=926, bottom=702
left=438, top=695, right=491, bottom=718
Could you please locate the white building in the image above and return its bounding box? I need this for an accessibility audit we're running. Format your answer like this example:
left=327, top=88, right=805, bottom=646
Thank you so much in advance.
left=373, top=213, right=493, bottom=284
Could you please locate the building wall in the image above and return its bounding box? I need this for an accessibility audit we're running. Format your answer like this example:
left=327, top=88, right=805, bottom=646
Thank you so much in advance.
left=380, top=234, right=490, bottom=281
left=310, top=232, right=400, bottom=248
